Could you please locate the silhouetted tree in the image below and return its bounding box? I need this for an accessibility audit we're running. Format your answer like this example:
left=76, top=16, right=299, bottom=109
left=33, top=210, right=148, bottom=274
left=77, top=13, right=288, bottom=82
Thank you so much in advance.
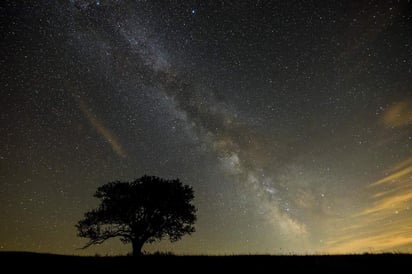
left=76, top=175, right=197, bottom=256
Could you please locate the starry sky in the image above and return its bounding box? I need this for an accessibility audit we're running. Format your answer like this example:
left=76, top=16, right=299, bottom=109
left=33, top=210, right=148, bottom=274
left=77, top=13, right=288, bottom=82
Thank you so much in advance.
left=1, top=0, right=411, bottom=255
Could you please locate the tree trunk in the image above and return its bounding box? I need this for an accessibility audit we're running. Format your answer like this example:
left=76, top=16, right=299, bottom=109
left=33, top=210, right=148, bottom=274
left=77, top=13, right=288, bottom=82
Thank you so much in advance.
left=132, top=239, right=145, bottom=256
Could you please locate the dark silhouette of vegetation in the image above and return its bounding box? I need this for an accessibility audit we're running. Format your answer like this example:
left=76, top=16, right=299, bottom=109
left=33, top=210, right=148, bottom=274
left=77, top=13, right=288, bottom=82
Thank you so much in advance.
left=1, top=252, right=411, bottom=272
left=76, top=175, right=197, bottom=256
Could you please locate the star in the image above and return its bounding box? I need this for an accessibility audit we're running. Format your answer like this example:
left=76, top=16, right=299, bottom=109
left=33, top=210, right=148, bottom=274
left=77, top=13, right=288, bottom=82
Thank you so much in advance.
left=1, top=0, right=411, bottom=256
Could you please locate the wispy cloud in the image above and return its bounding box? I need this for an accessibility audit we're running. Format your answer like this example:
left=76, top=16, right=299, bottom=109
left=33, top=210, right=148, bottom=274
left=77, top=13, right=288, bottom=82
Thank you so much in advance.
left=326, top=157, right=412, bottom=253
left=78, top=98, right=126, bottom=158
left=327, top=221, right=412, bottom=252
left=382, top=100, right=412, bottom=128
left=371, top=165, right=412, bottom=186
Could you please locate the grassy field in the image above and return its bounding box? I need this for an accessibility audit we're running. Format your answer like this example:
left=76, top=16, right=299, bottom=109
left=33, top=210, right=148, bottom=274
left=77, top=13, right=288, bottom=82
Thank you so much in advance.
left=1, top=251, right=410, bottom=272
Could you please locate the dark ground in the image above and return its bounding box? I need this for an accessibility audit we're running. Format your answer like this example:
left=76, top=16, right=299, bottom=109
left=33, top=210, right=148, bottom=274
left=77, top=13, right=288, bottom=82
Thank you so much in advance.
left=1, top=252, right=410, bottom=272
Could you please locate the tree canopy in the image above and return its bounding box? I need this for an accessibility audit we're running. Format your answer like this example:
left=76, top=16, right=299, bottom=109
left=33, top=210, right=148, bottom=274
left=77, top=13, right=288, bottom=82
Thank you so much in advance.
left=76, top=175, right=197, bottom=255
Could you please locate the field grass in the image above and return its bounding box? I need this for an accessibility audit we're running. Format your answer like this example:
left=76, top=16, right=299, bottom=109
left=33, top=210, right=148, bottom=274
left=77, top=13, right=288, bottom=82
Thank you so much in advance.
left=1, top=251, right=410, bottom=272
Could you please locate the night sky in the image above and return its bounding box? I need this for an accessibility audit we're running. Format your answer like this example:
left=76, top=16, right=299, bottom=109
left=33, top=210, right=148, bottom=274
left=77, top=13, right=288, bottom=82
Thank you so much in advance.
left=1, top=0, right=411, bottom=255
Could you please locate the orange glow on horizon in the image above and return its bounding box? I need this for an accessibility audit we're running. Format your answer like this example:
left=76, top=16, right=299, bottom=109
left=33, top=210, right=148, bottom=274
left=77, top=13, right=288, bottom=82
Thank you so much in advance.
left=326, top=158, right=412, bottom=253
